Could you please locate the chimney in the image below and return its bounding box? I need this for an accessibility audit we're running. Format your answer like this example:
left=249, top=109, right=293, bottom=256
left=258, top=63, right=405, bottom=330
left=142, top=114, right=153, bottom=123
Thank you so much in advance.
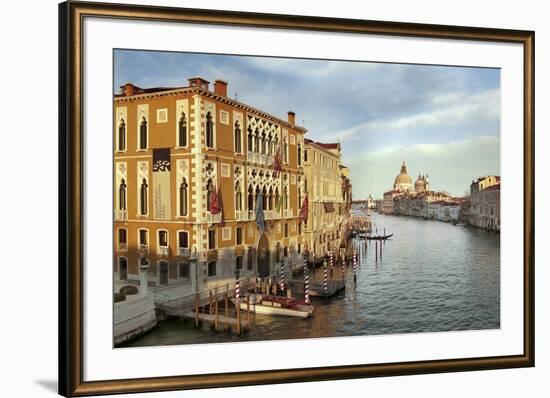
left=287, top=111, right=296, bottom=125
left=188, top=76, right=210, bottom=91
left=120, top=82, right=140, bottom=96
left=214, top=79, right=228, bottom=97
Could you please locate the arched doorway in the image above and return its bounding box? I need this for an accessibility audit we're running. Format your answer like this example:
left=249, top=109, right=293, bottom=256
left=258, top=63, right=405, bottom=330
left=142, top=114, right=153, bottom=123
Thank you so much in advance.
left=257, top=233, right=270, bottom=277
left=159, top=261, right=169, bottom=285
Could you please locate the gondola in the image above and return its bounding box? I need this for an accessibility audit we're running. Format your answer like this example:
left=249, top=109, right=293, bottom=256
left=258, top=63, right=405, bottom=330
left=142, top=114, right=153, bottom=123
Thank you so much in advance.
left=366, top=233, right=393, bottom=240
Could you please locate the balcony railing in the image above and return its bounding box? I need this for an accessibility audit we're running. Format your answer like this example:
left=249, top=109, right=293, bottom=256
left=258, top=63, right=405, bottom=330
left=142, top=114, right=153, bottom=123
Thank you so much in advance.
left=206, top=212, right=222, bottom=224
left=283, top=209, right=293, bottom=218
left=235, top=210, right=249, bottom=221
left=178, top=247, right=189, bottom=257
left=247, top=152, right=254, bottom=163
left=248, top=210, right=255, bottom=220
left=264, top=210, right=282, bottom=220
left=139, top=244, right=149, bottom=252
left=114, top=209, right=127, bottom=221
left=157, top=246, right=169, bottom=256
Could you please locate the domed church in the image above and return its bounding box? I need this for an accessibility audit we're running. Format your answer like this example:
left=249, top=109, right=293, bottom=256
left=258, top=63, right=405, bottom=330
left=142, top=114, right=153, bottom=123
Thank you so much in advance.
left=393, top=161, right=413, bottom=192
left=414, top=173, right=430, bottom=192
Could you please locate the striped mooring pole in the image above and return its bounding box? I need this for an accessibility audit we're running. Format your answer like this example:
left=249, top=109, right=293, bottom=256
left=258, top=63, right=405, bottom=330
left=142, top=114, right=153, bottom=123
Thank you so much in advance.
left=280, top=260, right=286, bottom=293
left=353, top=249, right=358, bottom=283
left=235, top=276, right=240, bottom=301
left=329, top=250, right=334, bottom=277
left=323, top=259, right=329, bottom=297
left=303, top=255, right=310, bottom=305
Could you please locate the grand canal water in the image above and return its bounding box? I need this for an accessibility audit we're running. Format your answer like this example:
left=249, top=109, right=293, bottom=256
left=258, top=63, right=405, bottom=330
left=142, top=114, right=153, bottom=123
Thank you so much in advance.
left=123, top=212, right=500, bottom=347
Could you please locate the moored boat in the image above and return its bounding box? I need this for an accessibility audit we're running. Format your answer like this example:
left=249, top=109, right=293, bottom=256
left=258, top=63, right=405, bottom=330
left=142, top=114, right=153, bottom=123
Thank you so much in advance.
left=366, top=233, right=393, bottom=240
left=233, top=294, right=313, bottom=318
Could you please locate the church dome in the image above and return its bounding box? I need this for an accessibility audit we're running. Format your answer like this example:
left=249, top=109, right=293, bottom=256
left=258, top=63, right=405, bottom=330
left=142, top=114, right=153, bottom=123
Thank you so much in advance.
left=394, top=161, right=413, bottom=191
left=415, top=174, right=426, bottom=192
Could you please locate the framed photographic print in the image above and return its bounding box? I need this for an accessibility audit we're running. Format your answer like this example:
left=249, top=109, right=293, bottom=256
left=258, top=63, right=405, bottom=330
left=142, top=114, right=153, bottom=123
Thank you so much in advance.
left=59, top=1, right=535, bottom=396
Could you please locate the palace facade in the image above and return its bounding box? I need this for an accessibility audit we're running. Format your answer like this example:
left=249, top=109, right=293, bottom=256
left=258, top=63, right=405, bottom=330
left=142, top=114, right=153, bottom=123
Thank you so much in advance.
left=303, top=140, right=352, bottom=260
left=113, top=77, right=307, bottom=293
left=469, top=176, right=500, bottom=231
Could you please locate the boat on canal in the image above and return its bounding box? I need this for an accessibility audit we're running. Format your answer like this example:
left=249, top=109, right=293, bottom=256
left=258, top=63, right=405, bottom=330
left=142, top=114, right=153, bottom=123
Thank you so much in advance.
left=365, top=233, right=393, bottom=240
left=232, top=294, right=314, bottom=318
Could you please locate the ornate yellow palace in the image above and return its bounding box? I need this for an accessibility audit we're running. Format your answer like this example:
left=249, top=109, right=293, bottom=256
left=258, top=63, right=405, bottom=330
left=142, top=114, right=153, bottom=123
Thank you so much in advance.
left=113, top=76, right=351, bottom=293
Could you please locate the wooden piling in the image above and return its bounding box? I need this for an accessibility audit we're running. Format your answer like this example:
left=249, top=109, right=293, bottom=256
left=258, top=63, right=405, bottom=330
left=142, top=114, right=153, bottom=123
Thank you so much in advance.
left=214, top=297, right=219, bottom=330
left=209, top=291, right=213, bottom=317
left=236, top=299, right=241, bottom=336
left=246, top=294, right=251, bottom=324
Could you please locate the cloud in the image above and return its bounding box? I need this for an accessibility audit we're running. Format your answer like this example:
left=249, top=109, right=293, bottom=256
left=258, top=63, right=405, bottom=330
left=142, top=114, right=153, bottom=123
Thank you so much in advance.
left=317, top=88, right=500, bottom=142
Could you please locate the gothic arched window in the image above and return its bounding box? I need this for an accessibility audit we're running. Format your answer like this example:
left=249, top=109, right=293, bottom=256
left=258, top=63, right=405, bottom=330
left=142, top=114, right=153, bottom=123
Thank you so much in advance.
left=179, top=178, right=188, bottom=216
left=139, top=117, right=147, bottom=150
left=268, top=187, right=273, bottom=210
left=205, top=112, right=214, bottom=148
left=248, top=184, right=254, bottom=210
left=262, top=186, right=267, bottom=210
left=235, top=182, right=242, bottom=211
left=140, top=178, right=148, bottom=215
left=178, top=112, right=187, bottom=147
left=254, top=129, right=260, bottom=153
left=234, top=121, right=242, bottom=153
left=247, top=127, right=253, bottom=152
left=119, top=178, right=127, bottom=210
left=118, top=119, right=126, bottom=151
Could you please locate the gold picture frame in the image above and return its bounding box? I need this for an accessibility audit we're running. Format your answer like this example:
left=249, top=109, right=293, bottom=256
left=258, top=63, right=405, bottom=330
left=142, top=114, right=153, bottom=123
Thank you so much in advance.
left=59, top=1, right=535, bottom=396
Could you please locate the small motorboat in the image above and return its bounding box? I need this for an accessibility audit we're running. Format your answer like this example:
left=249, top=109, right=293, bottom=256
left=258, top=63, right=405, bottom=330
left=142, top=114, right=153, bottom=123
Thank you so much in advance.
left=232, top=294, right=313, bottom=318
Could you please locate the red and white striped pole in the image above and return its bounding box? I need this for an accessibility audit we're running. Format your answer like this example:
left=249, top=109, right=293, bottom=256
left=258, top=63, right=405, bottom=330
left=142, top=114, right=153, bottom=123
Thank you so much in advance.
left=303, top=254, right=310, bottom=305
left=235, top=276, right=240, bottom=301
left=329, top=250, right=334, bottom=277
left=323, top=258, right=328, bottom=297
left=280, top=259, right=286, bottom=294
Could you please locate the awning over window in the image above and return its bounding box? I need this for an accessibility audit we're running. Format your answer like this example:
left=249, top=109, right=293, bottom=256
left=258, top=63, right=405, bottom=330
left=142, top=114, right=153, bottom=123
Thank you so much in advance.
left=324, top=202, right=335, bottom=213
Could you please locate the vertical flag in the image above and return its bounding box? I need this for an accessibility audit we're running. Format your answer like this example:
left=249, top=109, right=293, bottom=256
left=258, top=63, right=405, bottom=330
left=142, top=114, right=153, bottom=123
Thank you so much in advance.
left=209, top=188, right=221, bottom=214
left=216, top=186, right=224, bottom=226
left=299, top=193, right=309, bottom=224
left=271, top=145, right=282, bottom=177
left=255, top=190, right=265, bottom=232
left=152, top=148, right=172, bottom=219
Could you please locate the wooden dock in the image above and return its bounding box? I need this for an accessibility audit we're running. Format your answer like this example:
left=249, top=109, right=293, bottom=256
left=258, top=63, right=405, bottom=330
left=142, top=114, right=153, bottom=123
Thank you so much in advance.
left=289, top=278, right=346, bottom=298
left=177, top=311, right=251, bottom=333
left=309, top=280, right=346, bottom=298
left=155, top=278, right=256, bottom=335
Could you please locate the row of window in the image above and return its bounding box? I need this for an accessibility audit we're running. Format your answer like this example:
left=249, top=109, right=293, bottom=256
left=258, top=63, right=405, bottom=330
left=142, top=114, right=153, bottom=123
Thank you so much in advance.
left=117, top=228, right=189, bottom=251
left=117, top=176, right=188, bottom=217
left=117, top=224, right=299, bottom=252
left=116, top=112, right=303, bottom=166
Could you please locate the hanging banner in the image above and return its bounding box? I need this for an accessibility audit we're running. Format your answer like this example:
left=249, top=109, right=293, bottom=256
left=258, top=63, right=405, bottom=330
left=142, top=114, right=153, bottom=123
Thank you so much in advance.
left=153, top=148, right=171, bottom=219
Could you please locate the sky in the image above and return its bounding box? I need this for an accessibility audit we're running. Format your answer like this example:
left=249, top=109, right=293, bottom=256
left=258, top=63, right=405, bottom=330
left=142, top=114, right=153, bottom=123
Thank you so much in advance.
left=114, top=50, right=500, bottom=199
